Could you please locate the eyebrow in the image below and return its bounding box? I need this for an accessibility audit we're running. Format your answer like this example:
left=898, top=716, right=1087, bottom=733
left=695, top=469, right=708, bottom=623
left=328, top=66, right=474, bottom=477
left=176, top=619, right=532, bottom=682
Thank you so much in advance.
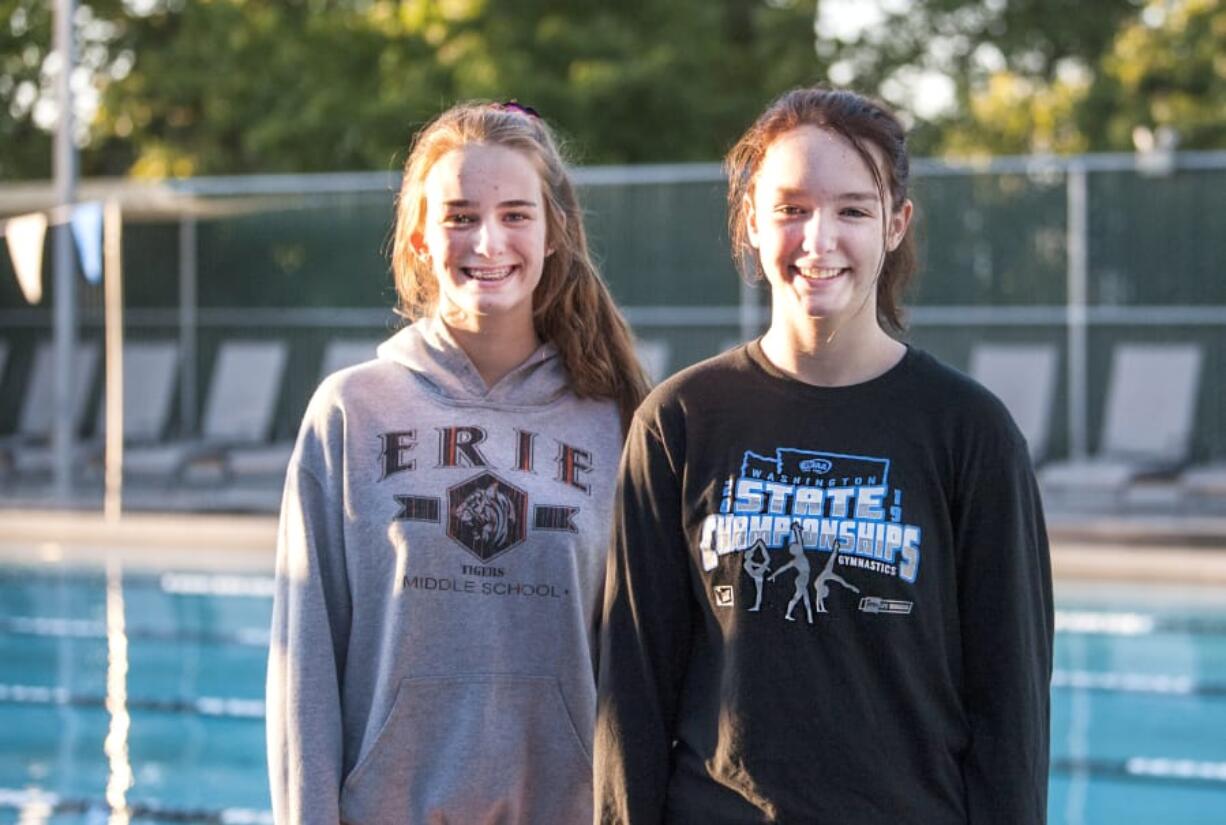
left=442, top=199, right=540, bottom=208
left=768, top=188, right=880, bottom=203
left=839, top=192, right=881, bottom=203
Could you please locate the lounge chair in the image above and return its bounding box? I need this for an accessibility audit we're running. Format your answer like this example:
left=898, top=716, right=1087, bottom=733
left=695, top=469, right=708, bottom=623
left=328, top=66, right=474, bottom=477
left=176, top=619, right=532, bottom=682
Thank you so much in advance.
left=123, top=340, right=288, bottom=480
left=8, top=341, right=179, bottom=476
left=318, top=338, right=380, bottom=378
left=0, top=340, right=100, bottom=477
left=224, top=337, right=382, bottom=481
left=969, top=343, right=1058, bottom=463
left=1040, top=343, right=1202, bottom=496
left=1181, top=463, right=1226, bottom=504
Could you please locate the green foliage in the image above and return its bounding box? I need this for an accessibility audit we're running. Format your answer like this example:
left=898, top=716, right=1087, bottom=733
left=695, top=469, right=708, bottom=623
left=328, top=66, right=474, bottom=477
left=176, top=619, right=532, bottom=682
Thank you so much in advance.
left=0, top=1, right=50, bottom=178
left=1, top=0, right=1223, bottom=179
left=1097, top=0, right=1226, bottom=150
left=930, top=0, right=1225, bottom=156
left=2, top=0, right=824, bottom=179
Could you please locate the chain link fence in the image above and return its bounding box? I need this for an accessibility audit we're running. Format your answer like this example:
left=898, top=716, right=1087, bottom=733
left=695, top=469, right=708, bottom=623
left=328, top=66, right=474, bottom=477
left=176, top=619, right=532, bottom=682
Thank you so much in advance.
left=2, top=152, right=1224, bottom=462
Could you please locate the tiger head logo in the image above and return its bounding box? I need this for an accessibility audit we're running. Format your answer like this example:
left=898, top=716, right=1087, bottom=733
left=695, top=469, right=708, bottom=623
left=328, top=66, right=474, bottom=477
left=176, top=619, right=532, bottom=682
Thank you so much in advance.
left=447, top=472, right=528, bottom=561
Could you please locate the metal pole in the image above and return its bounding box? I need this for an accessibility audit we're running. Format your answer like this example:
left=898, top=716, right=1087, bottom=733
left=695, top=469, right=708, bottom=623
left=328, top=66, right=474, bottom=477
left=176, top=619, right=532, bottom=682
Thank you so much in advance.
left=103, top=201, right=124, bottom=522
left=179, top=216, right=198, bottom=435
left=52, top=0, right=78, bottom=503
left=1066, top=161, right=1089, bottom=461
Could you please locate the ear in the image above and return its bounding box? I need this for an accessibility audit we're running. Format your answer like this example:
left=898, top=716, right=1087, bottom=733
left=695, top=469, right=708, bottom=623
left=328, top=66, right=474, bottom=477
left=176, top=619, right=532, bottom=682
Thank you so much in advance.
left=408, top=228, right=429, bottom=261
left=744, top=193, right=761, bottom=249
left=887, top=199, right=913, bottom=252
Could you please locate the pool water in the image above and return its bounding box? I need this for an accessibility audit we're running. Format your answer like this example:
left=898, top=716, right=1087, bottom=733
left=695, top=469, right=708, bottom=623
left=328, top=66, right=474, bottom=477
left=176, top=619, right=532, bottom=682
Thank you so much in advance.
left=0, top=567, right=270, bottom=825
left=1, top=566, right=1224, bottom=824
left=1050, top=582, right=1226, bottom=825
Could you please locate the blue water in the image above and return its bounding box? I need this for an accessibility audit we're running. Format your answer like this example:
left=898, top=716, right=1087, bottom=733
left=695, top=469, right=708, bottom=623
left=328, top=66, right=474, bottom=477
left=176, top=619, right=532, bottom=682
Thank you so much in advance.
left=1, top=567, right=1224, bottom=824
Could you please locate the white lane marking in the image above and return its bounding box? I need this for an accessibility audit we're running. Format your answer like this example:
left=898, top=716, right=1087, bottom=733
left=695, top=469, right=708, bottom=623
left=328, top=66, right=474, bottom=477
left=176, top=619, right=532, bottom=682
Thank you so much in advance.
left=1055, top=610, right=1156, bottom=636
left=1052, top=670, right=1196, bottom=694
left=0, top=788, right=273, bottom=824
left=159, top=573, right=275, bottom=598
left=194, top=697, right=265, bottom=718
left=0, top=788, right=59, bottom=807
left=7, top=617, right=105, bottom=637
left=0, top=684, right=71, bottom=704
left=2, top=616, right=269, bottom=646
left=1126, top=757, right=1226, bottom=782
left=0, top=684, right=265, bottom=718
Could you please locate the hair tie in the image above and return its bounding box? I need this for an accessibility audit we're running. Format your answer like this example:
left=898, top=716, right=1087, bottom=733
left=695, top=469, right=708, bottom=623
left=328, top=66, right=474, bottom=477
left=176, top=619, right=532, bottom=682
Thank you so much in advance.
left=492, top=99, right=541, bottom=119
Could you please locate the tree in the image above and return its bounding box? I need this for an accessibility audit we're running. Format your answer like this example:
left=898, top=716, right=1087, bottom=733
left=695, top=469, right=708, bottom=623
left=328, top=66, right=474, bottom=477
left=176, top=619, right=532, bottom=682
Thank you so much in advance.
left=3, top=0, right=826, bottom=179
left=1094, top=0, right=1226, bottom=150
left=929, top=0, right=1225, bottom=155
left=0, top=0, right=132, bottom=179
left=813, top=0, right=1151, bottom=154
left=5, top=0, right=1223, bottom=179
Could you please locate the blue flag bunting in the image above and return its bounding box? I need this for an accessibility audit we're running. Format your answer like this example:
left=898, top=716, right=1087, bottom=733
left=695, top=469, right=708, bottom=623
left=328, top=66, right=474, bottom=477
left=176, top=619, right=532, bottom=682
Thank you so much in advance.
left=70, top=201, right=104, bottom=284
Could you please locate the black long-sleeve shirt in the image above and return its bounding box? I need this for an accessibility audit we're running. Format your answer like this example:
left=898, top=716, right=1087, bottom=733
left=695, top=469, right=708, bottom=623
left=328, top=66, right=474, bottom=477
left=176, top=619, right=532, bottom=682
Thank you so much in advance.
left=595, top=342, right=1053, bottom=824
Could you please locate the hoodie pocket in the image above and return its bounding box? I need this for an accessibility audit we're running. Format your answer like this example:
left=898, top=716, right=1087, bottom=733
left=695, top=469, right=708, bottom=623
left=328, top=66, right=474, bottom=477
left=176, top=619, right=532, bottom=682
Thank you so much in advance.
left=340, top=674, right=593, bottom=825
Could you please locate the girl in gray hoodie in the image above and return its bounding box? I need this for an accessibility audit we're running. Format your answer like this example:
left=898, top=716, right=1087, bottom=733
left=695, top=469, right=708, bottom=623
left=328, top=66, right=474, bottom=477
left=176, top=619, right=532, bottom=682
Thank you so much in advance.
left=266, top=101, right=648, bottom=825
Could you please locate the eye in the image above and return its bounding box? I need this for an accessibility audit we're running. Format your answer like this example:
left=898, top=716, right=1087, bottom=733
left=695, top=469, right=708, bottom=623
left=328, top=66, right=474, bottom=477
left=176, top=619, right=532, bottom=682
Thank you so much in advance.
left=442, top=213, right=476, bottom=226
left=503, top=211, right=533, bottom=223
left=840, top=207, right=873, bottom=219
left=774, top=204, right=807, bottom=217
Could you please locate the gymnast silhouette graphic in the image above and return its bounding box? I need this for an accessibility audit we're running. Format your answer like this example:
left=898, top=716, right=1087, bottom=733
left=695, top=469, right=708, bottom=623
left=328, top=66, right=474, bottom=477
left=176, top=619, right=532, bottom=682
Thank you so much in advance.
left=742, top=539, right=771, bottom=611
left=767, top=523, right=813, bottom=623
left=814, top=536, right=860, bottom=613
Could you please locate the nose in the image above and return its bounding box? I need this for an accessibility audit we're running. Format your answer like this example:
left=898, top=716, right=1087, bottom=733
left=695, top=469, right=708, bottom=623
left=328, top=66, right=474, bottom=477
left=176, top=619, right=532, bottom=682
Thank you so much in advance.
left=473, top=220, right=505, bottom=257
left=802, top=211, right=837, bottom=253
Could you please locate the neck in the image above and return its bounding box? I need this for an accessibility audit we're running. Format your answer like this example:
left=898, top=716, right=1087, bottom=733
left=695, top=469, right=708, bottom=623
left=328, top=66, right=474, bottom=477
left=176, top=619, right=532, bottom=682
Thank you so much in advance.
left=760, top=319, right=905, bottom=387
left=439, top=312, right=542, bottom=389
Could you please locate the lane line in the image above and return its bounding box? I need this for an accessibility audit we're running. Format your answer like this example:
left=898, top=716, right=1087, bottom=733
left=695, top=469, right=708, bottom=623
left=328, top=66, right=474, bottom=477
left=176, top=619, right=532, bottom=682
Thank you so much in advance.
left=1052, top=757, right=1226, bottom=789
left=0, top=683, right=264, bottom=719
left=0, top=570, right=275, bottom=599
left=0, top=616, right=270, bottom=647
left=0, top=789, right=272, bottom=824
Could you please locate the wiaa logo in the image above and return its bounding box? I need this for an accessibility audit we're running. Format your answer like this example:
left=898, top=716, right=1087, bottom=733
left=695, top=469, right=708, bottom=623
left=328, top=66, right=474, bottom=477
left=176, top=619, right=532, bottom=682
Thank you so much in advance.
left=742, top=449, right=888, bottom=484
left=797, top=458, right=834, bottom=474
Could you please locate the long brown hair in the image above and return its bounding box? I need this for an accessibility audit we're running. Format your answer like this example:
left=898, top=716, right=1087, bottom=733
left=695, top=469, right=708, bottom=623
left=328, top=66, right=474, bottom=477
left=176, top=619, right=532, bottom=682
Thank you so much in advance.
left=725, top=87, right=917, bottom=334
left=391, top=102, right=649, bottom=431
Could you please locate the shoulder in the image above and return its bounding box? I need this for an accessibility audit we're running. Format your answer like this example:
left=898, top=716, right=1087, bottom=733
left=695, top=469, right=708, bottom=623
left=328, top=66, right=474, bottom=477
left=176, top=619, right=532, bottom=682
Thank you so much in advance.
left=636, top=345, right=753, bottom=423
left=292, top=359, right=405, bottom=470
left=619, top=345, right=751, bottom=463
left=902, top=348, right=1029, bottom=457
left=303, top=358, right=402, bottom=422
left=907, top=349, right=1004, bottom=410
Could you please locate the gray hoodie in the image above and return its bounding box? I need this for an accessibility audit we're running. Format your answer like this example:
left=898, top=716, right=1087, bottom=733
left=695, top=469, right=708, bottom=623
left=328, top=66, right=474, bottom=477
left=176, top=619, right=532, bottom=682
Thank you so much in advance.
left=266, top=318, right=623, bottom=824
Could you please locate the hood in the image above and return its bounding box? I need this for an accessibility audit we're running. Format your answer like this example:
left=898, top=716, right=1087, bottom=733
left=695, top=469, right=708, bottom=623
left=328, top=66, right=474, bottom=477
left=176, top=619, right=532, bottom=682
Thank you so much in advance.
left=376, top=317, right=570, bottom=408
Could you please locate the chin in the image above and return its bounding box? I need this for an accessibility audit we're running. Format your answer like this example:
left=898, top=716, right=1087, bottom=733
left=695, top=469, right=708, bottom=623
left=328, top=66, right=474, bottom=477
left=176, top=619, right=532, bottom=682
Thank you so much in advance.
left=798, top=302, right=845, bottom=319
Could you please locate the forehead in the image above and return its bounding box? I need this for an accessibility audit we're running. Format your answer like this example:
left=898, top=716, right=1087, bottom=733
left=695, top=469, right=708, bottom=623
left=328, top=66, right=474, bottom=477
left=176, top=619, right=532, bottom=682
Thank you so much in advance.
left=753, top=125, right=881, bottom=197
left=423, top=143, right=542, bottom=202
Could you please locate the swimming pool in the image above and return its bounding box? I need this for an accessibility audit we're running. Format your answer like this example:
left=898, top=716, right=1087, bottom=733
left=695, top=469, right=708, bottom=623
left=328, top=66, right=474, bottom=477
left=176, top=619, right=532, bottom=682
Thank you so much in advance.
left=1050, top=582, right=1226, bottom=824
left=1, top=565, right=1224, bottom=824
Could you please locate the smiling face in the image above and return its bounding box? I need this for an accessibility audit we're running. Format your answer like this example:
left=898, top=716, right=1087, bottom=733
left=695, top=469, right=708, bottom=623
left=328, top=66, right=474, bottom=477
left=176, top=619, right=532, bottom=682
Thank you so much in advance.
left=746, top=125, right=911, bottom=343
left=413, top=143, right=549, bottom=331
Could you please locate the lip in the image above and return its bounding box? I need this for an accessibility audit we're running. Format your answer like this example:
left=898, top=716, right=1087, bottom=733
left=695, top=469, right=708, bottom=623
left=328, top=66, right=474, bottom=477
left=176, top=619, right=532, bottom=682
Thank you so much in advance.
left=461, top=265, right=518, bottom=283
left=791, top=265, right=848, bottom=283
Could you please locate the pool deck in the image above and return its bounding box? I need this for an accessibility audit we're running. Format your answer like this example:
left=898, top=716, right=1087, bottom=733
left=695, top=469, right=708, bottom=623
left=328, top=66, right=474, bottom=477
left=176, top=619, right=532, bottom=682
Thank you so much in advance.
left=3, top=507, right=1226, bottom=583
left=0, top=509, right=277, bottom=573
